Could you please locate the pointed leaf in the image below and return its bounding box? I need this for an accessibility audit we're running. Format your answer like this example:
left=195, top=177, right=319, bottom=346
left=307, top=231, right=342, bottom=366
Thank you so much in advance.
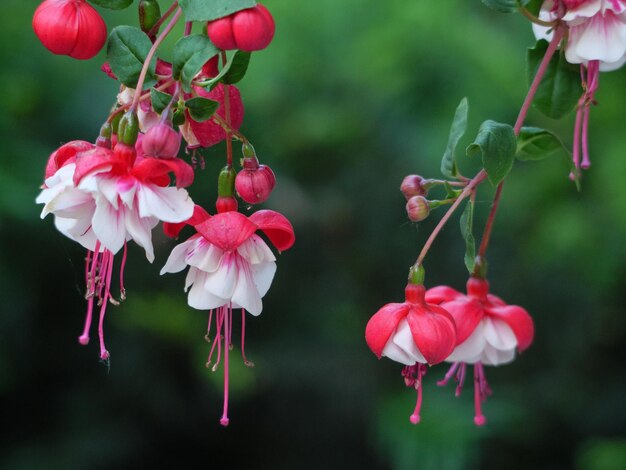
left=481, top=0, right=518, bottom=13
left=195, top=211, right=257, bottom=252
left=150, top=89, right=174, bottom=114
left=172, top=35, right=219, bottom=92
left=467, top=120, right=516, bottom=185
left=441, top=97, right=468, bottom=179
left=107, top=26, right=157, bottom=88
left=89, top=0, right=133, bottom=9
left=223, top=51, right=252, bottom=85
left=179, top=0, right=257, bottom=22
left=460, top=199, right=476, bottom=274
left=248, top=210, right=295, bottom=252
left=365, top=303, right=409, bottom=359
left=185, top=97, right=219, bottom=122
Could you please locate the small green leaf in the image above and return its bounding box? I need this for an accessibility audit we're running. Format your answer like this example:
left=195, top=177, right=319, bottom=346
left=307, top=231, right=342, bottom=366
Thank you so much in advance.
left=481, top=0, right=518, bottom=13
left=223, top=51, right=252, bottom=85
left=172, top=35, right=219, bottom=92
left=441, top=97, right=468, bottom=179
left=516, top=126, right=569, bottom=161
left=178, top=0, right=256, bottom=22
left=523, top=0, right=543, bottom=15
left=466, top=120, right=517, bottom=185
left=443, top=181, right=461, bottom=199
left=107, top=26, right=156, bottom=88
left=150, top=89, right=173, bottom=114
left=185, top=97, right=219, bottom=122
left=89, top=0, right=134, bottom=10
left=527, top=39, right=581, bottom=119
left=460, top=200, right=476, bottom=274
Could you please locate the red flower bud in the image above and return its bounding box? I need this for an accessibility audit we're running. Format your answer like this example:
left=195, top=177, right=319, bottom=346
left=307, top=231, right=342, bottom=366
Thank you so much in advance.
left=400, top=175, right=426, bottom=199
left=32, top=0, right=107, bottom=60
left=406, top=196, right=430, bottom=222
left=216, top=196, right=238, bottom=214
left=235, top=157, right=276, bottom=204
left=207, top=4, right=275, bottom=52
left=142, top=123, right=181, bottom=159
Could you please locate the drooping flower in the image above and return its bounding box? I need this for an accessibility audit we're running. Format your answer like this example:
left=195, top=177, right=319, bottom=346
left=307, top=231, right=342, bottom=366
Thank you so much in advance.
left=161, top=205, right=295, bottom=425
left=533, top=0, right=626, bottom=174
left=207, top=4, right=276, bottom=52
left=36, top=137, right=195, bottom=360
left=33, top=0, right=107, bottom=60
left=426, top=277, right=534, bottom=425
left=365, top=282, right=457, bottom=424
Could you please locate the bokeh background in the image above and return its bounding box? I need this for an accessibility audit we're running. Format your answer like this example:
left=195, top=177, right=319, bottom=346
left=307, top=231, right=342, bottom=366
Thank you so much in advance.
left=1, top=0, right=625, bottom=468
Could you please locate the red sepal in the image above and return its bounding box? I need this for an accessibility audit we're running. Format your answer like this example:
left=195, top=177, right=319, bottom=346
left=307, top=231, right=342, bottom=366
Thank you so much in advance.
left=132, top=157, right=194, bottom=188
left=195, top=211, right=257, bottom=252
left=73, top=146, right=122, bottom=186
left=487, top=305, right=535, bottom=352
left=365, top=303, right=409, bottom=359
left=425, top=285, right=462, bottom=304
left=44, top=140, right=94, bottom=180
left=164, top=205, right=210, bottom=238
left=406, top=305, right=457, bottom=365
left=440, top=298, right=484, bottom=345
left=249, top=209, right=295, bottom=252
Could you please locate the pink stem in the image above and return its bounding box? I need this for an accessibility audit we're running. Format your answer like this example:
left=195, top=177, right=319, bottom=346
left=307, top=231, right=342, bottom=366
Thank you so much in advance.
left=473, top=365, right=487, bottom=426
left=98, top=251, right=115, bottom=360
left=220, top=305, right=231, bottom=427
left=437, top=362, right=460, bottom=387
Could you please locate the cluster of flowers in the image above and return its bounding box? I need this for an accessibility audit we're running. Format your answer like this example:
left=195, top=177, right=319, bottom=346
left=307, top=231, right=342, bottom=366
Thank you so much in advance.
left=33, top=0, right=293, bottom=426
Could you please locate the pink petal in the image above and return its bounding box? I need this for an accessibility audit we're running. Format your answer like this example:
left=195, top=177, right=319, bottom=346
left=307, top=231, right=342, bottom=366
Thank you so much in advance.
left=365, top=303, right=409, bottom=359
left=73, top=147, right=123, bottom=186
left=425, top=285, right=462, bottom=304
left=486, top=305, right=535, bottom=352
left=440, top=298, right=484, bottom=345
left=131, top=157, right=194, bottom=188
left=248, top=209, right=295, bottom=252
left=194, top=211, right=257, bottom=252
left=44, top=141, right=93, bottom=181
left=406, top=305, right=457, bottom=365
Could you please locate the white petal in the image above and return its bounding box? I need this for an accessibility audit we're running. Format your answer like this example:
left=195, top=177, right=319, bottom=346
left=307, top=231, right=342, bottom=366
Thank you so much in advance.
left=483, top=318, right=518, bottom=350
left=91, top=195, right=127, bottom=254
left=185, top=266, right=198, bottom=291
left=563, top=0, right=602, bottom=21
left=54, top=216, right=98, bottom=252
left=188, top=271, right=228, bottom=310
left=446, top=321, right=487, bottom=363
left=203, top=252, right=238, bottom=300
left=481, top=344, right=516, bottom=366
left=186, top=238, right=223, bottom=273
left=237, top=235, right=276, bottom=264
left=96, top=177, right=121, bottom=209
left=44, top=187, right=94, bottom=219
left=250, top=261, right=277, bottom=298
left=136, top=184, right=194, bottom=222
left=568, top=13, right=626, bottom=64
left=231, top=258, right=263, bottom=315
left=381, top=319, right=426, bottom=365
left=124, top=209, right=157, bottom=263
left=160, top=238, right=196, bottom=275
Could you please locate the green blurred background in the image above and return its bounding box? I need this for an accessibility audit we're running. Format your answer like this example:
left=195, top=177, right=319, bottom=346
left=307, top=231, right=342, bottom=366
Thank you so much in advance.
left=1, top=0, right=625, bottom=468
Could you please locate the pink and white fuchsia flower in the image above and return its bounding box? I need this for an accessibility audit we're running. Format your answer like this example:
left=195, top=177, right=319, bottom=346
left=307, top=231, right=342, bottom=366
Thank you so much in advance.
left=161, top=206, right=295, bottom=426
left=426, top=278, right=534, bottom=426
left=365, top=283, right=457, bottom=424
left=36, top=140, right=195, bottom=360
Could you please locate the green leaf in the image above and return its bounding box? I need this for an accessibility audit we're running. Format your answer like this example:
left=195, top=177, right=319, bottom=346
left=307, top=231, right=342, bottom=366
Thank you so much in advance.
left=516, top=126, right=569, bottom=161
left=223, top=51, right=252, bottom=85
left=172, top=35, right=219, bottom=93
left=481, top=0, right=518, bottom=13
left=178, top=0, right=256, bottom=22
left=523, top=0, right=543, bottom=15
left=185, top=97, right=219, bottom=122
left=88, top=0, right=134, bottom=10
left=107, top=26, right=156, bottom=88
left=441, top=97, right=468, bottom=179
left=150, top=89, right=173, bottom=114
left=443, top=181, right=461, bottom=199
left=527, top=40, right=581, bottom=119
left=466, top=120, right=517, bottom=185
left=460, top=200, right=476, bottom=274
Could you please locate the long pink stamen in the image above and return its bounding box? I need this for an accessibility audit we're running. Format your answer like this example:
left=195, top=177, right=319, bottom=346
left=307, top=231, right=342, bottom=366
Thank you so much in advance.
left=96, top=250, right=110, bottom=303
left=455, top=363, right=467, bottom=397
left=409, top=364, right=426, bottom=424
left=473, top=364, right=487, bottom=426
left=79, top=243, right=101, bottom=345
left=98, top=251, right=114, bottom=361
left=437, top=362, right=460, bottom=386
left=220, top=304, right=232, bottom=427
left=207, top=307, right=224, bottom=368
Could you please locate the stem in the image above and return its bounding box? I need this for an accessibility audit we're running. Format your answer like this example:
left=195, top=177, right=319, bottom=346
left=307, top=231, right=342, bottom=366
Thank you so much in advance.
left=416, top=170, right=488, bottom=266
left=211, top=115, right=249, bottom=144
left=474, top=26, right=565, bottom=265
left=131, top=8, right=183, bottom=110
left=518, top=6, right=557, bottom=28
left=221, top=52, right=234, bottom=167
left=147, top=1, right=179, bottom=38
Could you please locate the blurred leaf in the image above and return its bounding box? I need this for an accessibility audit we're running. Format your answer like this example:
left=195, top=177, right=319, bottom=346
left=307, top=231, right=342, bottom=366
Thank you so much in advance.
left=516, top=126, right=569, bottom=161
left=460, top=199, right=476, bottom=274
left=89, top=0, right=134, bottom=9
left=107, top=26, right=156, bottom=88
left=524, top=0, right=543, bottom=14
left=223, top=51, right=252, bottom=85
left=481, top=0, right=518, bottom=13
left=150, top=88, right=173, bottom=114
left=576, top=438, right=626, bottom=470
left=527, top=39, right=581, bottom=119
left=441, top=97, right=468, bottom=179
left=466, top=120, right=516, bottom=185
left=185, top=97, right=219, bottom=122
left=172, top=35, right=219, bottom=92
left=179, top=0, right=257, bottom=21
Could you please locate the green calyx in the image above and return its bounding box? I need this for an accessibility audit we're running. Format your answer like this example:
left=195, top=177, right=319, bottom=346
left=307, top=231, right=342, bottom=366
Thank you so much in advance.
left=99, top=121, right=112, bottom=140
left=218, top=166, right=237, bottom=198
left=110, top=111, right=123, bottom=135
left=139, top=0, right=162, bottom=35
left=408, top=264, right=426, bottom=285
left=118, top=111, right=140, bottom=146
left=472, top=256, right=488, bottom=279
left=242, top=142, right=256, bottom=159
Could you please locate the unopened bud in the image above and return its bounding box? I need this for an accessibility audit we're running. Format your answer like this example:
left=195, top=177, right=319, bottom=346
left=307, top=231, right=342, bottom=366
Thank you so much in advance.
left=218, top=166, right=237, bottom=198
left=96, top=122, right=112, bottom=148
left=400, top=175, right=426, bottom=200
left=216, top=196, right=238, bottom=213
left=142, top=123, right=181, bottom=159
left=118, top=110, right=139, bottom=146
left=139, top=0, right=162, bottom=36
left=406, top=196, right=430, bottom=222
left=235, top=157, right=276, bottom=204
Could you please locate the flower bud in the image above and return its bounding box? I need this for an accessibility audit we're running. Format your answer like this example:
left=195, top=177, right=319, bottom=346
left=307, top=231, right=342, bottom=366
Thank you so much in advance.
left=218, top=166, right=237, bottom=198
left=139, top=0, right=161, bottom=36
left=216, top=196, right=238, bottom=213
left=207, top=3, right=275, bottom=52
left=400, top=175, right=426, bottom=200
left=118, top=111, right=139, bottom=146
left=406, top=196, right=430, bottom=222
left=142, top=123, right=181, bottom=159
left=32, top=0, right=107, bottom=60
left=235, top=157, right=276, bottom=204
left=96, top=122, right=112, bottom=149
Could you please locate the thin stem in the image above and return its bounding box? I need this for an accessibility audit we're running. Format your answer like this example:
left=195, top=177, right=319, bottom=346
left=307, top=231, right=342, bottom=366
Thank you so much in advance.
left=211, top=114, right=249, bottom=144
left=221, top=52, right=234, bottom=167
left=131, top=8, right=183, bottom=110
left=518, top=6, right=557, bottom=28
left=474, top=26, right=565, bottom=264
left=107, top=79, right=176, bottom=124
left=147, top=1, right=179, bottom=38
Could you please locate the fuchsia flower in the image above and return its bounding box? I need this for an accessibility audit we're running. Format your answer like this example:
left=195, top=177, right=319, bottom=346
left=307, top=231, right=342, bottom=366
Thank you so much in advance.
left=426, top=278, right=534, bottom=425
left=365, top=283, right=457, bottom=423
left=533, top=0, right=626, bottom=174
left=161, top=205, right=295, bottom=425
left=36, top=139, right=195, bottom=360
left=207, top=3, right=276, bottom=52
